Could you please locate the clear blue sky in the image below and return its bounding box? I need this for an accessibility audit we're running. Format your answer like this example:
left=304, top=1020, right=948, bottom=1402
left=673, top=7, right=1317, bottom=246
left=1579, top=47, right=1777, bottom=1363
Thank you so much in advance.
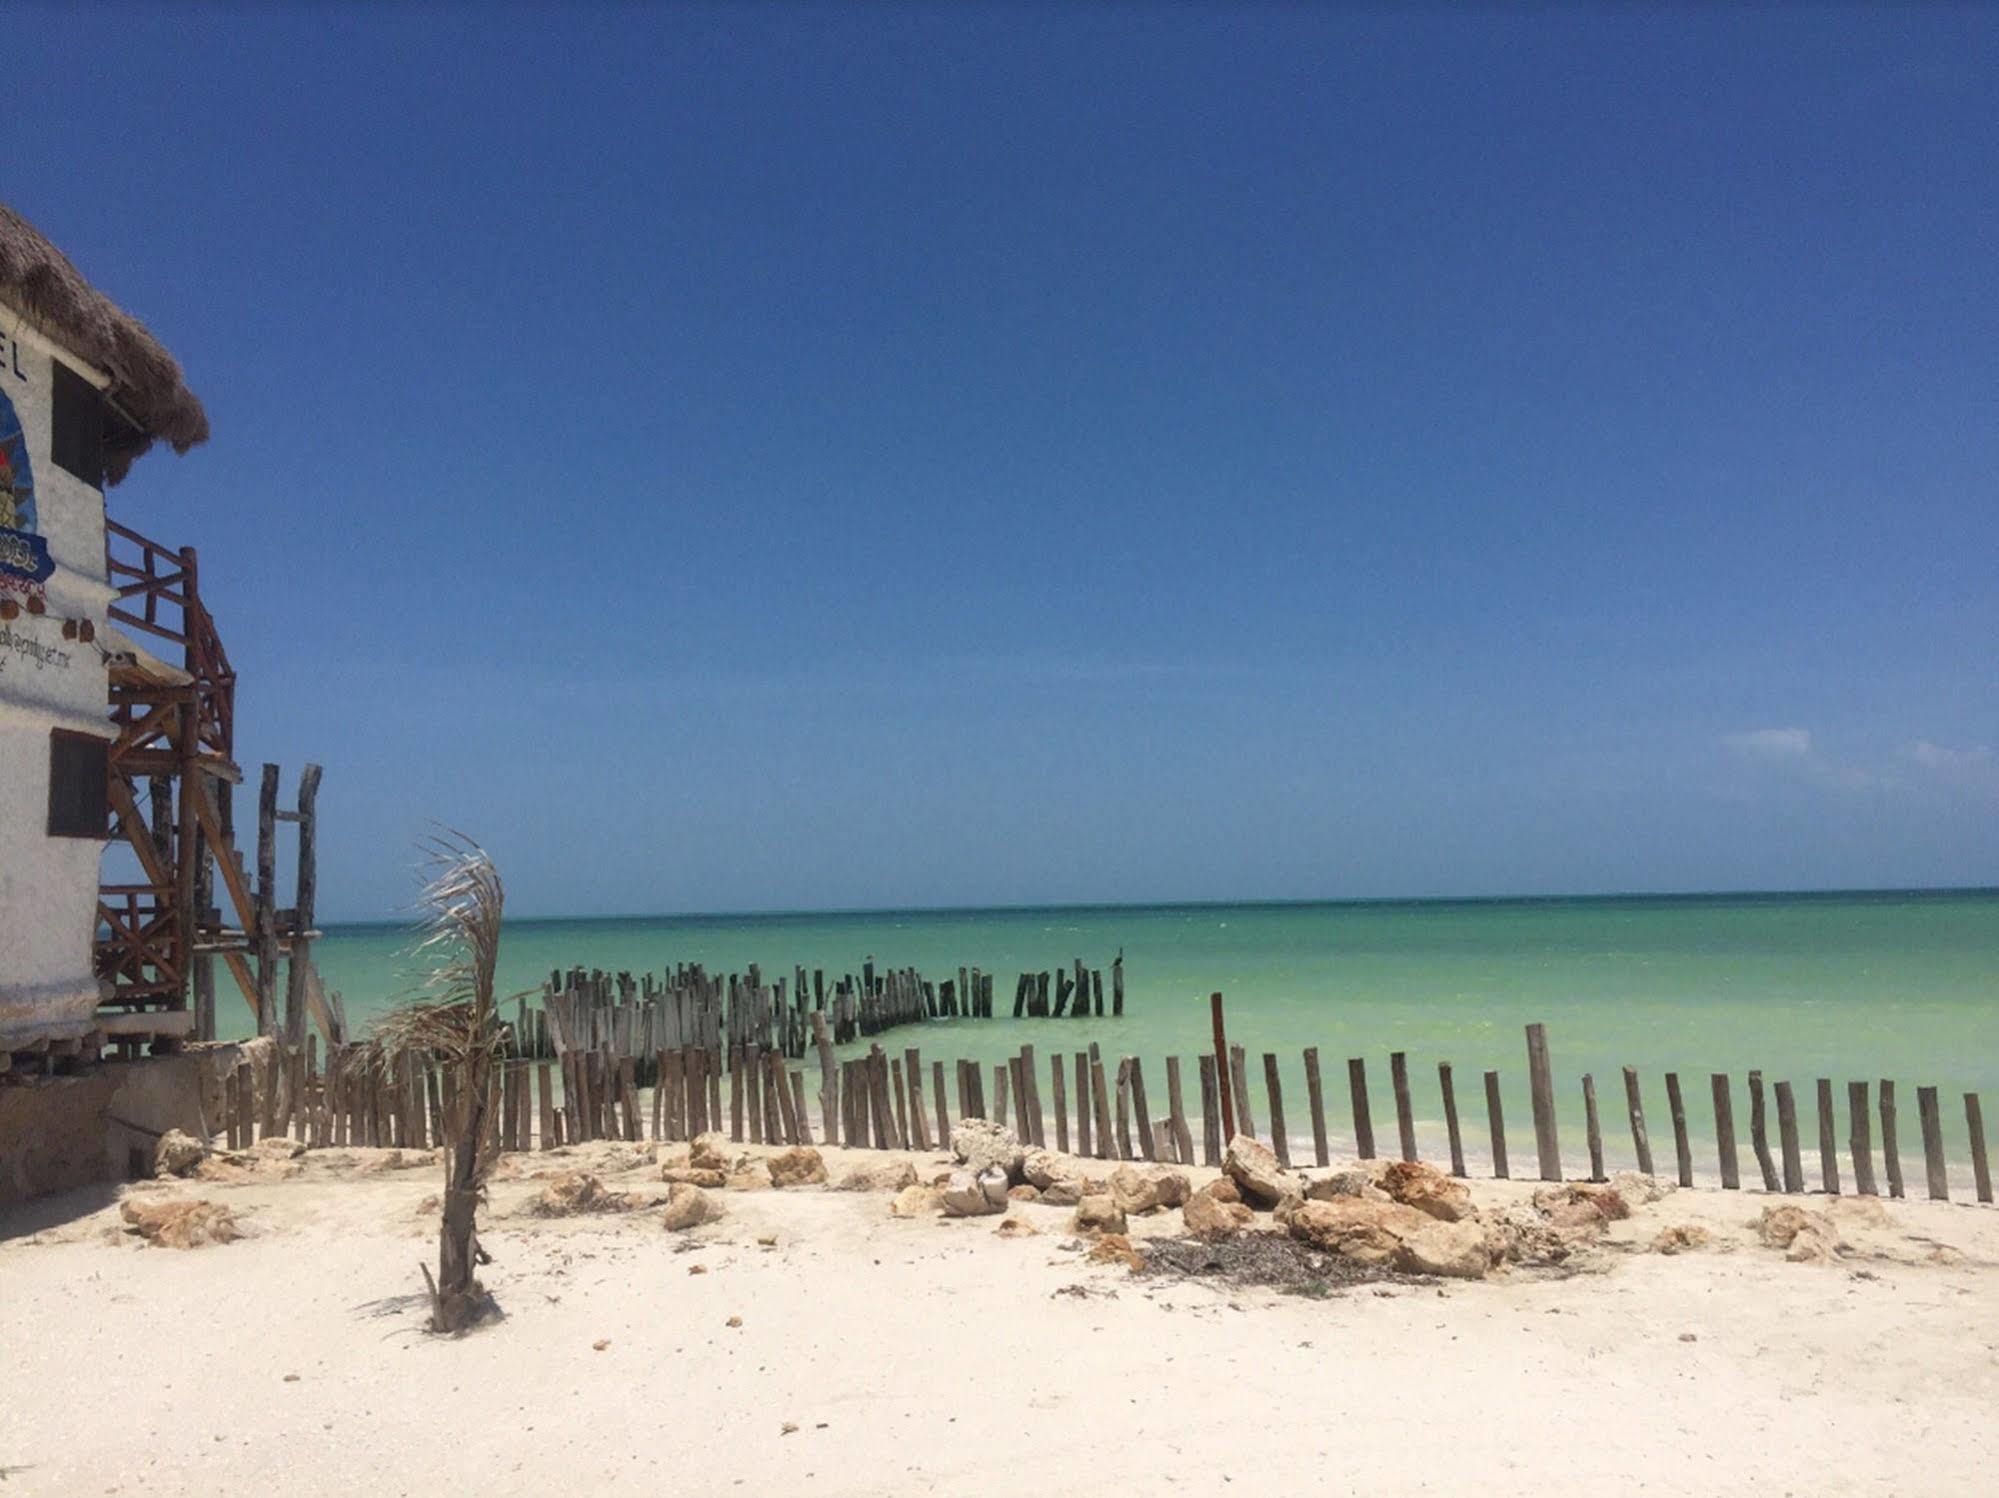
left=13, top=4, right=1996, bottom=920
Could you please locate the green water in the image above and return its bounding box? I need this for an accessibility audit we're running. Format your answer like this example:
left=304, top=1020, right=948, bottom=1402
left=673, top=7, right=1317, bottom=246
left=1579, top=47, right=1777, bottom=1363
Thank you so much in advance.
left=304, top=890, right=1998, bottom=1174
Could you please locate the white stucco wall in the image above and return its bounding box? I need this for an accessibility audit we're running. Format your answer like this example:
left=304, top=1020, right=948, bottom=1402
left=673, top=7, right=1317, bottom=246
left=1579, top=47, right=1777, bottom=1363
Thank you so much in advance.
left=0, top=305, right=116, bottom=1050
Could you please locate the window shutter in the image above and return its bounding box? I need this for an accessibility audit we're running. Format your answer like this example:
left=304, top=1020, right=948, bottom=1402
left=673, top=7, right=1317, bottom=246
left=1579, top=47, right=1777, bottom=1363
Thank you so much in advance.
left=50, top=361, right=106, bottom=489
left=47, top=729, right=109, bottom=839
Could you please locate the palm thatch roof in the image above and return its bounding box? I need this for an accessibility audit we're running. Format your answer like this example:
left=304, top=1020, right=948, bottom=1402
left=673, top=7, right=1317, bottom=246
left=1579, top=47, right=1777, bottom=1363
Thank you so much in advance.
left=0, top=200, right=208, bottom=484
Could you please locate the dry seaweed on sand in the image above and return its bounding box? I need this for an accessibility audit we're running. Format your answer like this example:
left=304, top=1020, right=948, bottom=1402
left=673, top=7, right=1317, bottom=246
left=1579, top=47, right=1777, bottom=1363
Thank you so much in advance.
left=1135, top=1234, right=1424, bottom=1294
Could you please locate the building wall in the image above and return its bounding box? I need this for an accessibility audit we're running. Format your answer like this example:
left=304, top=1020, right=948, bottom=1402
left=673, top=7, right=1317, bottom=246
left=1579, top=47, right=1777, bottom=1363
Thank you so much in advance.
left=0, top=307, right=118, bottom=1051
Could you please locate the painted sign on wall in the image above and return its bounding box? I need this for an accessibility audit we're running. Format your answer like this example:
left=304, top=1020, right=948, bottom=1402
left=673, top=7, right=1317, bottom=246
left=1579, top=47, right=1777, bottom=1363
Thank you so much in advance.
left=0, top=385, right=54, bottom=598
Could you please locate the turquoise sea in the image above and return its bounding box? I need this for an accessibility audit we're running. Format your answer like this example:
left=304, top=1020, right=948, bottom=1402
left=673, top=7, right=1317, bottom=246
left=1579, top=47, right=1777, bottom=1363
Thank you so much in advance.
left=297, top=890, right=1999, bottom=1172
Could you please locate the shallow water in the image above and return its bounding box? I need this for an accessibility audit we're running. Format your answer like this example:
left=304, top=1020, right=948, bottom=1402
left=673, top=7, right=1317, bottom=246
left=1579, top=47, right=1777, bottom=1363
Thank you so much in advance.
left=301, top=890, right=1999, bottom=1169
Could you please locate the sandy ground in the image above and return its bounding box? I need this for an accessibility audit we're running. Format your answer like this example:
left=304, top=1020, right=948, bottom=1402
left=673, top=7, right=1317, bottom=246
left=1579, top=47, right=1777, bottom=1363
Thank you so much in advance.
left=4, top=1139, right=1997, bottom=1497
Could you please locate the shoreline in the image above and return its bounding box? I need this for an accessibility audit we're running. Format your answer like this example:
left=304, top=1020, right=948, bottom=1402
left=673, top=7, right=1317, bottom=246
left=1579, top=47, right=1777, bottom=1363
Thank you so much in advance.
left=6, top=1136, right=1997, bottom=1495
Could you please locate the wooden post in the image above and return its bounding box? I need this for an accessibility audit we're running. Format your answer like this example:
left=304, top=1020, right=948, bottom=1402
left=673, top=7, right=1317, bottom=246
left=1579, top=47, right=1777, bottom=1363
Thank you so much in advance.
left=1622, top=1066, right=1654, bottom=1178
left=1525, top=1023, right=1560, bottom=1181
left=1303, top=1048, right=1330, bottom=1167
left=992, top=1063, right=1010, bottom=1139
left=1966, top=1094, right=1993, bottom=1205
left=1389, top=1051, right=1417, bottom=1162
left=905, top=1049, right=929, bottom=1151
left=1229, top=1045, right=1255, bottom=1140
left=1747, top=1070, right=1781, bottom=1192
left=1130, top=1057, right=1156, bottom=1162
left=1348, top=1057, right=1375, bottom=1160
left=1774, top=1080, right=1804, bottom=1193
left=1198, top=1053, right=1222, bottom=1166
left=1020, top=1044, right=1044, bottom=1149
left=1664, top=1072, right=1693, bottom=1187
left=281, top=763, right=322, bottom=1046
left=1075, top=1052, right=1092, bottom=1156
left=1112, top=1058, right=1134, bottom=1160
left=1581, top=1074, right=1607, bottom=1182
left=1711, top=1073, right=1740, bottom=1190
left=254, top=765, right=280, bottom=1037
left=1880, top=1079, right=1904, bottom=1199
left=1209, top=993, right=1234, bottom=1146
left=790, top=1071, right=813, bottom=1147
left=812, top=1012, right=838, bottom=1146
left=1917, top=1086, right=1948, bottom=1200
left=1483, top=1070, right=1508, bottom=1179
left=1439, top=1062, right=1466, bottom=1178
left=1848, top=1081, right=1876, bottom=1196
left=1051, top=1056, right=1069, bottom=1154
left=1090, top=1052, right=1118, bottom=1162
left=1262, top=1053, right=1289, bottom=1168
left=1165, top=1056, right=1194, bottom=1165
left=932, top=1060, right=948, bottom=1148
left=891, top=1057, right=912, bottom=1149
left=537, top=1061, right=555, bottom=1151
left=1816, top=1078, right=1842, bottom=1195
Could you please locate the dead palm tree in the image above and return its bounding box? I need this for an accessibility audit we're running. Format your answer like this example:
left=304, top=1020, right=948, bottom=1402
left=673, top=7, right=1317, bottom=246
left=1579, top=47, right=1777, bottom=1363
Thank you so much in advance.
left=373, top=831, right=509, bottom=1333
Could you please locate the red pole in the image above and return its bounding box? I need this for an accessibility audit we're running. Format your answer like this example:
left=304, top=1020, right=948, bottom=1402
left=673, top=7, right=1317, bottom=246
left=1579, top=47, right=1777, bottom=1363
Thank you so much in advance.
left=1210, top=991, right=1235, bottom=1145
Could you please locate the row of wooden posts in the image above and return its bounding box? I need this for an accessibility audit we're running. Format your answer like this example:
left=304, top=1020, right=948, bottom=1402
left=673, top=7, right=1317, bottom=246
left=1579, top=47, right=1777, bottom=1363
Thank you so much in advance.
left=514, top=955, right=1125, bottom=1071
left=212, top=1005, right=1996, bottom=1205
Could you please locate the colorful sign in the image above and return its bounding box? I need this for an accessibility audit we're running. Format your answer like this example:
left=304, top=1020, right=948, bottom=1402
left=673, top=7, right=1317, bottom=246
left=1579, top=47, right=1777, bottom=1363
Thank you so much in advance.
left=0, top=387, right=52, bottom=597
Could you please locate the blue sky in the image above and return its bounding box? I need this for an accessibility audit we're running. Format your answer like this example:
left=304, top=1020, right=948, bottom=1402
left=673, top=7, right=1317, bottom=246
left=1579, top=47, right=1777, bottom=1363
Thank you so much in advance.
left=12, top=4, right=1996, bottom=919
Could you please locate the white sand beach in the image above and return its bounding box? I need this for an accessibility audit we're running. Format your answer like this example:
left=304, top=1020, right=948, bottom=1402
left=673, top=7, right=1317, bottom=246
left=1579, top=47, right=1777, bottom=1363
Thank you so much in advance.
left=5, top=1138, right=1997, bottom=1497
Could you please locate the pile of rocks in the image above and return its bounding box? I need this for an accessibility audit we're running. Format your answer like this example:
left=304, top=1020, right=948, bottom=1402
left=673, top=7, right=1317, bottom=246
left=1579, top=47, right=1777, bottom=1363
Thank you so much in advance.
left=655, top=1133, right=833, bottom=1230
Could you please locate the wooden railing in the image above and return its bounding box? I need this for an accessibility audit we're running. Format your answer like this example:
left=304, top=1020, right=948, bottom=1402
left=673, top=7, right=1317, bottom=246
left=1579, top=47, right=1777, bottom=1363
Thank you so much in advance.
left=104, top=516, right=235, bottom=759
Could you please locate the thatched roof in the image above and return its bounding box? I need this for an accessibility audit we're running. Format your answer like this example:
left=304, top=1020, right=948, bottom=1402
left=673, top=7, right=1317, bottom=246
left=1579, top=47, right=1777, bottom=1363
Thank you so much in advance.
left=0, top=200, right=208, bottom=484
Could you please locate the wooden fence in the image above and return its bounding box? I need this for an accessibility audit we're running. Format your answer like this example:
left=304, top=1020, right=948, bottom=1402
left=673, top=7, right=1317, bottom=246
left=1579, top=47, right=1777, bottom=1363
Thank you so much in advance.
left=211, top=1011, right=1995, bottom=1205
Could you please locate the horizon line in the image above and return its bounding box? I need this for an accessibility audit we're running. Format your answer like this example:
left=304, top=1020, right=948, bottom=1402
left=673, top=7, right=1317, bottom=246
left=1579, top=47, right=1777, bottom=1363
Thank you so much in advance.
left=317, top=881, right=1999, bottom=932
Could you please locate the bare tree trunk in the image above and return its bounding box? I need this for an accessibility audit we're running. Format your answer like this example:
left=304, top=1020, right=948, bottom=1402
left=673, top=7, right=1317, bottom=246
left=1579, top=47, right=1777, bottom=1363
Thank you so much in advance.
left=431, top=1052, right=491, bottom=1332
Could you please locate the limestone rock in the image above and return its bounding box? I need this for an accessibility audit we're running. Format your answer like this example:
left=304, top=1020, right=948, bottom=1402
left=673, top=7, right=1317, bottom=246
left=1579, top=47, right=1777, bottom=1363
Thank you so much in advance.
left=951, top=1118, right=1024, bottom=1180
left=530, top=1172, right=632, bottom=1216
left=725, top=1157, right=774, bottom=1191
left=890, top=1184, right=946, bottom=1218
left=661, top=1167, right=729, bottom=1189
left=1609, top=1170, right=1672, bottom=1206
left=1085, top=1232, right=1145, bottom=1270
left=1756, top=1205, right=1842, bottom=1263
left=1398, top=1218, right=1492, bottom=1279
left=768, top=1147, right=828, bottom=1188
left=835, top=1161, right=919, bottom=1193
left=1223, top=1135, right=1293, bottom=1209
left=1183, top=1190, right=1255, bottom=1241
left=689, top=1132, right=732, bottom=1173
left=1828, top=1195, right=1890, bottom=1230
left=1009, top=1184, right=1041, bottom=1202
left=656, top=1144, right=692, bottom=1173
left=1650, top=1223, right=1712, bottom=1255
left=995, top=1214, right=1040, bottom=1238
left=1531, top=1183, right=1629, bottom=1237
left=154, top=1130, right=206, bottom=1178
left=1305, top=1170, right=1383, bottom=1202
left=1109, top=1164, right=1191, bottom=1216
left=1287, top=1198, right=1424, bottom=1267
left=120, top=1197, right=241, bottom=1249
left=1039, top=1180, right=1084, bottom=1207
left=661, top=1183, right=724, bottom=1231
left=1289, top=1196, right=1493, bottom=1278
left=1380, top=1160, right=1474, bottom=1222
left=1201, top=1177, right=1243, bottom=1205
left=941, top=1167, right=1010, bottom=1217
left=1022, top=1149, right=1077, bottom=1191
left=1072, top=1194, right=1128, bottom=1236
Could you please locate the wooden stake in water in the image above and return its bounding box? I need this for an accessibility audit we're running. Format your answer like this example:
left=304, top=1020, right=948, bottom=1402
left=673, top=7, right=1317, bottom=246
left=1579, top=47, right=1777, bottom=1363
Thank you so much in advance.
left=1663, top=1071, right=1693, bottom=1187
left=1967, top=1093, right=1993, bottom=1205
left=1711, top=1074, right=1740, bottom=1189
left=1747, top=1071, right=1781, bottom=1192
left=1582, top=1074, right=1607, bottom=1183
left=1304, top=1048, right=1330, bottom=1167
left=1229, top=1045, right=1255, bottom=1140
left=1439, top=1062, right=1467, bottom=1178
left=1166, top=1056, right=1195, bottom=1166
left=1130, top=1057, right=1156, bottom=1162
left=1263, top=1053, right=1290, bottom=1169
left=1348, top=1056, right=1376, bottom=1160
left=1622, top=1066, right=1654, bottom=1179
left=1917, top=1086, right=1949, bottom=1201
left=1483, top=1070, right=1508, bottom=1179
left=1880, top=1079, right=1904, bottom=1199
left=1847, top=1081, right=1876, bottom=1196
left=1525, top=1023, right=1560, bottom=1182
left=1815, top=1078, right=1842, bottom=1195
left=1390, top=1051, right=1417, bottom=1163
left=1209, top=992, right=1234, bottom=1147
left=1198, top=1053, right=1222, bottom=1166
left=1774, top=1080, right=1804, bottom=1193
left=1051, top=1057, right=1070, bottom=1154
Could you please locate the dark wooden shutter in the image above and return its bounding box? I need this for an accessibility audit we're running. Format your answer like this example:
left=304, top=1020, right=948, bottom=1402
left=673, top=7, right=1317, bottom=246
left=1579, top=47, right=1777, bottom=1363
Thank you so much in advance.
left=47, top=728, right=108, bottom=838
left=50, top=360, right=106, bottom=488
